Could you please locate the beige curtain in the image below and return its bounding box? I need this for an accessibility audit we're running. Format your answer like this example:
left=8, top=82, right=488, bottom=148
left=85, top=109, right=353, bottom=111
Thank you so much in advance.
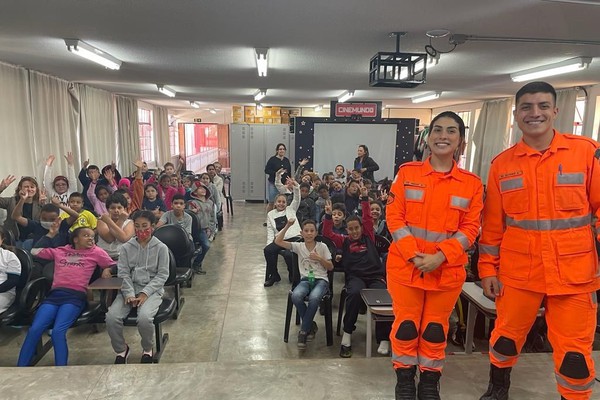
left=116, top=96, right=140, bottom=172
left=79, top=84, right=117, bottom=167
left=153, top=106, right=171, bottom=166
left=471, top=98, right=513, bottom=184
left=28, top=70, right=80, bottom=180
left=554, top=88, right=578, bottom=134
left=0, top=62, right=36, bottom=180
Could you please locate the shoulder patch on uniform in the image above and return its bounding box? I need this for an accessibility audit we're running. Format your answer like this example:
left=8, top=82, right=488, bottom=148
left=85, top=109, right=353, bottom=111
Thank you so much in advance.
left=386, top=191, right=395, bottom=205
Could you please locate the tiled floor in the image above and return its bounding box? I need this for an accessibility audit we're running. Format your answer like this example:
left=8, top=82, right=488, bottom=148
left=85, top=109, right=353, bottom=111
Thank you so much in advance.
left=0, top=201, right=598, bottom=399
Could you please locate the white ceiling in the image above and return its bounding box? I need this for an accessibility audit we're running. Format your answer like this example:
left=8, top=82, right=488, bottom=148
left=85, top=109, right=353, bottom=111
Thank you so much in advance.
left=1, top=0, right=599, bottom=114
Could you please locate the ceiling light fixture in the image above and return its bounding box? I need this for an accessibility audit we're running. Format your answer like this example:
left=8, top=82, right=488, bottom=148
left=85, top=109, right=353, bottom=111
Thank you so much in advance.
left=256, top=103, right=263, bottom=111
left=254, top=89, right=267, bottom=101
left=189, top=101, right=200, bottom=108
left=157, top=85, right=176, bottom=97
left=369, top=32, right=428, bottom=88
left=314, top=105, right=323, bottom=112
left=338, top=90, right=355, bottom=103
left=209, top=108, right=217, bottom=114
left=510, top=57, right=592, bottom=82
left=255, top=48, right=269, bottom=77
left=411, top=91, right=442, bottom=104
left=64, top=39, right=122, bottom=70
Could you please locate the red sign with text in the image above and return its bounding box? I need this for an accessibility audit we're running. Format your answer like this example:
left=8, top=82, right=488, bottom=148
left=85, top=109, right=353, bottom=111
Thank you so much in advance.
left=334, top=102, right=379, bottom=118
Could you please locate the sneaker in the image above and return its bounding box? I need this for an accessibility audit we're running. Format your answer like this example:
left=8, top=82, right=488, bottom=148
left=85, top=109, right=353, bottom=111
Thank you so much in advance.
left=339, top=344, right=352, bottom=358
left=263, top=274, right=281, bottom=287
left=193, top=265, right=207, bottom=275
left=297, top=331, right=308, bottom=349
left=114, top=345, right=130, bottom=364
left=306, top=321, right=318, bottom=341
left=140, top=352, right=153, bottom=364
left=377, top=340, right=390, bottom=355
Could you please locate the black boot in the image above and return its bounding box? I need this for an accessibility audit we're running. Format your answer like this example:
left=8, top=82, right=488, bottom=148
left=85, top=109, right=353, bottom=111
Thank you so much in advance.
left=479, top=365, right=511, bottom=400
left=417, top=370, right=441, bottom=400
left=395, top=366, right=417, bottom=400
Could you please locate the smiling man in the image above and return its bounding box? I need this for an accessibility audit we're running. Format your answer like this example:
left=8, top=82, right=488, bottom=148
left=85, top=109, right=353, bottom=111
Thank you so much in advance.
left=478, top=81, right=600, bottom=400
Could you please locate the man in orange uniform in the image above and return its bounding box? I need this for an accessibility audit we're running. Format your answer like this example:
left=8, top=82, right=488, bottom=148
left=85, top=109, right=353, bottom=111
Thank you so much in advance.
left=387, top=111, right=484, bottom=399
left=478, top=81, right=600, bottom=400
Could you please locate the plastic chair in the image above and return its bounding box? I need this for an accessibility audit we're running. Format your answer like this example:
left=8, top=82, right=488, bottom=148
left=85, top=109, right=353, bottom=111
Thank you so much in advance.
left=0, top=248, right=33, bottom=326
left=154, top=224, right=195, bottom=318
left=283, top=237, right=334, bottom=346
left=223, top=174, right=233, bottom=215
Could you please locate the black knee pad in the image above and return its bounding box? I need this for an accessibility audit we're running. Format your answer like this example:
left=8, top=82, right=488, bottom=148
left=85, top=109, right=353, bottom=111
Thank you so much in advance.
left=493, top=336, right=518, bottom=357
left=559, top=352, right=590, bottom=379
left=422, top=322, right=445, bottom=343
left=395, top=320, right=418, bottom=341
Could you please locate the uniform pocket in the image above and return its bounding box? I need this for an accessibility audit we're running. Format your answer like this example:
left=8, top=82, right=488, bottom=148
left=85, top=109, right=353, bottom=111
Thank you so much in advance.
left=404, top=188, right=425, bottom=224
left=499, top=229, right=531, bottom=281
left=445, top=195, right=470, bottom=231
left=554, top=228, right=597, bottom=284
left=499, top=176, right=529, bottom=214
left=554, top=172, right=586, bottom=211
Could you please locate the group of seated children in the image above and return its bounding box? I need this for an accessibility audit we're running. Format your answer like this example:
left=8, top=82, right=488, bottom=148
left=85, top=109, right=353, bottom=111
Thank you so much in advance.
left=0, top=154, right=226, bottom=366
left=266, top=177, right=392, bottom=357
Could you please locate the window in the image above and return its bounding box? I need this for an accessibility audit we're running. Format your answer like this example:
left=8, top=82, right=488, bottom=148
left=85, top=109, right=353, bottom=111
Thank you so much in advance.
left=573, top=97, right=586, bottom=136
left=138, top=108, right=154, bottom=164
left=168, top=115, right=179, bottom=156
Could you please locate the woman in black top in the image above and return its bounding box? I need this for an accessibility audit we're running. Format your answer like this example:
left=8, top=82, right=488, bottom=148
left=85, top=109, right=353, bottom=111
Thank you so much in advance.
left=264, top=143, right=291, bottom=222
left=353, top=145, right=379, bottom=183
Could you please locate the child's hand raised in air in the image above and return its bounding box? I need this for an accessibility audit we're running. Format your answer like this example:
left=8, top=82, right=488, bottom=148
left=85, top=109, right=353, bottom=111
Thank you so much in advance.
left=39, top=189, right=47, bottom=204
left=0, top=175, right=16, bottom=191
left=46, top=155, right=56, bottom=167
left=133, top=159, right=144, bottom=170
left=359, top=184, right=369, bottom=198
left=324, top=199, right=332, bottom=215
left=64, top=151, right=74, bottom=166
left=286, top=218, right=296, bottom=227
left=51, top=196, right=61, bottom=205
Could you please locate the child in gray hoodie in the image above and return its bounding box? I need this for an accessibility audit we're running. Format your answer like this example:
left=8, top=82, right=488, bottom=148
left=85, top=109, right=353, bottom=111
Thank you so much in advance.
left=105, top=210, right=170, bottom=364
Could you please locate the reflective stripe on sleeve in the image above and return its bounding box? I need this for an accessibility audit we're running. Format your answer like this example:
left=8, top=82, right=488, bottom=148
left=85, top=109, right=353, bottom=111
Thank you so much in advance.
left=557, top=172, right=584, bottom=185
left=450, top=231, right=470, bottom=250
left=392, top=227, right=412, bottom=242
left=555, top=373, right=595, bottom=392
left=405, top=188, right=424, bottom=201
left=450, top=196, right=470, bottom=209
left=479, top=244, right=500, bottom=256
left=505, top=214, right=591, bottom=231
left=500, top=177, right=523, bottom=192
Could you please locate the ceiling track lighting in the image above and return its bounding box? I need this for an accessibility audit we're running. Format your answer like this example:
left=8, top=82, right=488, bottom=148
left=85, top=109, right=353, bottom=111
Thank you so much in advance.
left=337, top=90, right=355, bottom=103
left=64, top=39, right=122, bottom=70
left=189, top=101, right=200, bottom=108
left=314, top=105, right=323, bottom=112
left=255, top=48, right=269, bottom=77
left=157, top=84, right=176, bottom=97
left=254, top=89, right=267, bottom=101
left=411, top=91, right=442, bottom=104
left=510, top=57, right=593, bottom=82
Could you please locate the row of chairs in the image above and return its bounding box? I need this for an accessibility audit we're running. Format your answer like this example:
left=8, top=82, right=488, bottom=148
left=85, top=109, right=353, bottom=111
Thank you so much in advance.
left=282, top=234, right=391, bottom=346
left=0, top=212, right=206, bottom=365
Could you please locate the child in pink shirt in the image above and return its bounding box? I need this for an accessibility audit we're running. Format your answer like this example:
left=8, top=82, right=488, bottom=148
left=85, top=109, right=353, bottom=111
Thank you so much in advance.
left=17, top=227, right=115, bottom=366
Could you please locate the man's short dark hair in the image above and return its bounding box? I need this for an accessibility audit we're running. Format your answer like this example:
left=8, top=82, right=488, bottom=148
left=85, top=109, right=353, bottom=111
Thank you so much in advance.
left=172, top=194, right=186, bottom=203
left=41, top=204, right=60, bottom=215
left=299, top=182, right=311, bottom=190
left=515, top=81, right=557, bottom=105
left=206, top=164, right=215, bottom=171
left=69, top=192, right=83, bottom=200
left=105, top=192, right=128, bottom=208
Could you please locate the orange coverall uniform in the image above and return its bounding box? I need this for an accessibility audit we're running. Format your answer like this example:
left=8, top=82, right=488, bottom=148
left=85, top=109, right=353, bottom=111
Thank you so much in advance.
left=479, top=132, right=600, bottom=400
left=387, top=158, right=483, bottom=372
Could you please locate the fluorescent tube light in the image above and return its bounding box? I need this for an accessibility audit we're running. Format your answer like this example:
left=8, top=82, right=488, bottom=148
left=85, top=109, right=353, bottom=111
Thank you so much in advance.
left=157, top=85, right=176, bottom=97
left=338, top=90, right=355, bottom=103
left=254, top=89, right=267, bottom=101
left=209, top=108, right=217, bottom=114
left=190, top=101, right=200, bottom=108
left=510, top=57, right=592, bottom=82
left=255, top=48, right=269, bottom=77
left=541, top=0, right=600, bottom=5
left=314, top=105, right=323, bottom=112
left=64, top=39, right=122, bottom=70
left=411, top=91, right=442, bottom=104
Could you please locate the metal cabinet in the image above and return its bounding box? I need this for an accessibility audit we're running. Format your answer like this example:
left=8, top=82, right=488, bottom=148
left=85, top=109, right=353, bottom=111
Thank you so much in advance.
left=229, top=124, right=292, bottom=201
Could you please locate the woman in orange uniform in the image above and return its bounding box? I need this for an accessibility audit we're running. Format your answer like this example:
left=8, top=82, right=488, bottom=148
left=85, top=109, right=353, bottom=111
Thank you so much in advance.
left=386, top=111, right=483, bottom=400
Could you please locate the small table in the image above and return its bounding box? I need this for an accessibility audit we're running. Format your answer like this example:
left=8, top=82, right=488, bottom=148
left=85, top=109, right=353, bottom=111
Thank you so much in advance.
left=461, top=282, right=497, bottom=355
left=360, top=289, right=394, bottom=358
